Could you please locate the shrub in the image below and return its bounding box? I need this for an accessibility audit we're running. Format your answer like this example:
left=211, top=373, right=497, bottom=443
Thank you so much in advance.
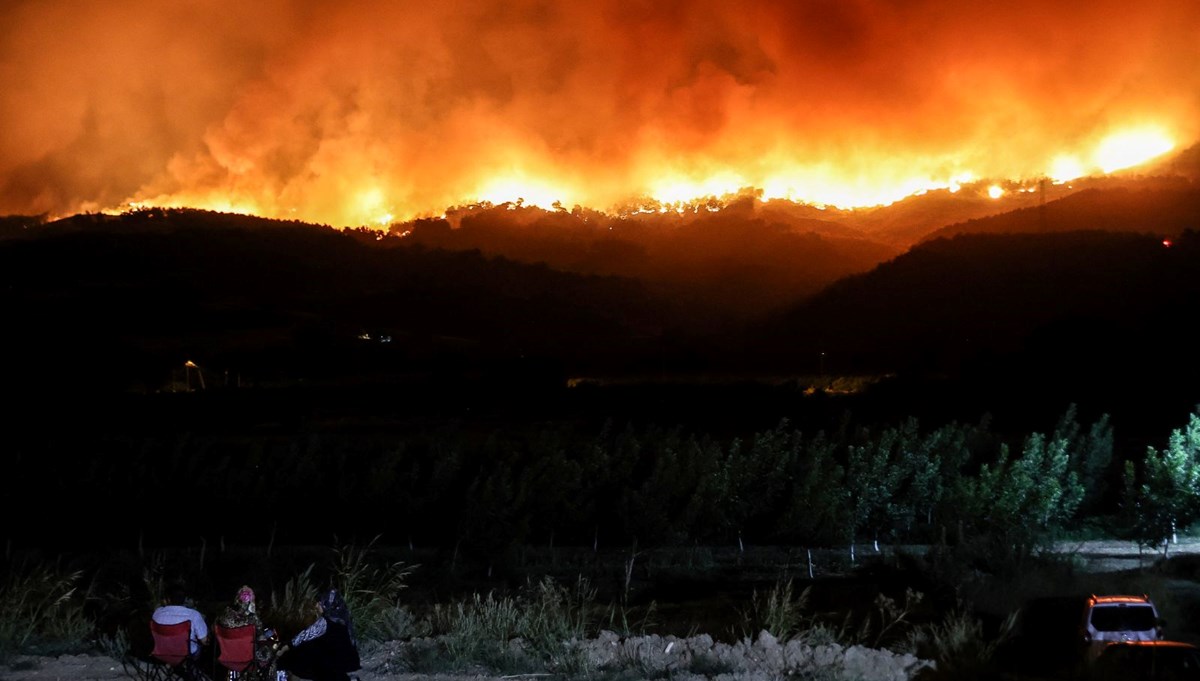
left=745, top=578, right=811, bottom=642
left=428, top=576, right=597, bottom=674
left=912, top=607, right=1015, bottom=680
left=329, top=536, right=423, bottom=643
left=268, top=563, right=320, bottom=637
left=0, top=558, right=93, bottom=660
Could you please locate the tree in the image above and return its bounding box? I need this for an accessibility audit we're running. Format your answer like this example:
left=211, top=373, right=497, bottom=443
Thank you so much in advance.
left=965, top=429, right=1084, bottom=560
left=845, top=430, right=904, bottom=555
left=1012, top=431, right=1085, bottom=531
left=1053, top=404, right=1114, bottom=517
left=1130, top=410, right=1200, bottom=555
left=716, top=420, right=798, bottom=550
left=775, top=431, right=848, bottom=547
left=895, top=419, right=959, bottom=542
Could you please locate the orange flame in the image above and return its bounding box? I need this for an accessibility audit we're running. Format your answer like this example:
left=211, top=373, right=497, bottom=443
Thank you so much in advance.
left=1, top=1, right=1196, bottom=228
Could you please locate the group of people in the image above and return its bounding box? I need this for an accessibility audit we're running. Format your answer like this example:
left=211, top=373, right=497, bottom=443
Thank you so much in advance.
left=150, top=583, right=361, bottom=681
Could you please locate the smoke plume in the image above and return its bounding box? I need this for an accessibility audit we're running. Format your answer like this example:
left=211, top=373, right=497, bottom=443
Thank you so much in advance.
left=2, top=0, right=1197, bottom=226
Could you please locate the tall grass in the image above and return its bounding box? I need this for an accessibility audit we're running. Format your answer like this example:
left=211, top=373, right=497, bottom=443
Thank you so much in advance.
left=600, top=599, right=659, bottom=639
left=138, top=552, right=168, bottom=609
left=329, top=535, right=422, bottom=644
left=426, top=576, right=597, bottom=674
left=910, top=608, right=1016, bottom=680
left=860, top=588, right=925, bottom=650
left=743, top=578, right=930, bottom=652
left=268, top=562, right=321, bottom=636
left=746, top=578, right=811, bottom=642
left=742, top=579, right=844, bottom=645
left=265, top=536, right=424, bottom=650
left=0, top=558, right=92, bottom=660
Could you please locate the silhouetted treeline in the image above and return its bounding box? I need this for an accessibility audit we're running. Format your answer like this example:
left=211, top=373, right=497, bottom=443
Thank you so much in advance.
left=9, top=394, right=1197, bottom=570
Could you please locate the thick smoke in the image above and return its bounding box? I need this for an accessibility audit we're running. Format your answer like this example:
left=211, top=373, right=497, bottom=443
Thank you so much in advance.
left=2, top=0, right=1197, bottom=225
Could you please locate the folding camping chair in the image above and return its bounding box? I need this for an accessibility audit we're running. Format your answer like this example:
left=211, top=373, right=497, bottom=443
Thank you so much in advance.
left=149, top=619, right=206, bottom=681
left=214, top=623, right=268, bottom=681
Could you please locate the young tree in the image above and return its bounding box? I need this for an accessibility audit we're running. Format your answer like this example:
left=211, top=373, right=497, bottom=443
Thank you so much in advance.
left=775, top=431, right=848, bottom=547
left=716, top=420, right=798, bottom=550
left=845, top=432, right=904, bottom=556
left=1131, top=410, right=1200, bottom=555
left=966, top=430, right=1083, bottom=559
left=1053, top=404, right=1114, bottom=517
left=1013, top=431, right=1085, bottom=531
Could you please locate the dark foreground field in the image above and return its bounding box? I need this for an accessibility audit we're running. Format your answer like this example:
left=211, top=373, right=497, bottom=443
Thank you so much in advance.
left=6, top=538, right=1200, bottom=681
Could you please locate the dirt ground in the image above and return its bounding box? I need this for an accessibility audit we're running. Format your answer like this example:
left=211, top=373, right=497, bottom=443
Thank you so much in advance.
left=1059, top=536, right=1200, bottom=573
left=0, top=634, right=933, bottom=681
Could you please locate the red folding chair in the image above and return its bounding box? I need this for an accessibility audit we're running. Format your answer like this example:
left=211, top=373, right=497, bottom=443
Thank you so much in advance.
left=149, top=619, right=197, bottom=680
left=214, top=623, right=266, bottom=680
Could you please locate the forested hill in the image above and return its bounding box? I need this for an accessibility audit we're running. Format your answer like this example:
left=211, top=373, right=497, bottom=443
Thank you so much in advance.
left=6, top=207, right=1200, bottom=446
left=394, top=196, right=900, bottom=319
left=0, top=209, right=673, bottom=396
left=742, top=229, right=1200, bottom=442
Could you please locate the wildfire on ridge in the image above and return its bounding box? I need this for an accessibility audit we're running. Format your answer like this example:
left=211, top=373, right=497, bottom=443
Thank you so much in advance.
left=1, top=1, right=1196, bottom=228
left=107, top=126, right=1178, bottom=227
left=129, top=128, right=1171, bottom=230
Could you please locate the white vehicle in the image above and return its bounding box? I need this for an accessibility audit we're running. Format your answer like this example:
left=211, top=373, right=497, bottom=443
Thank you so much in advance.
left=1081, top=594, right=1164, bottom=659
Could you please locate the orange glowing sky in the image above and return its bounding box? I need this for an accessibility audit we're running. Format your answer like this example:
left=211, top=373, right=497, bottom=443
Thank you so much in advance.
left=1, top=0, right=1197, bottom=228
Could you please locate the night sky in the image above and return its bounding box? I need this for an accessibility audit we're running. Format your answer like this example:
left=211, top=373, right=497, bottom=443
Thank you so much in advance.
left=1, top=0, right=1197, bottom=227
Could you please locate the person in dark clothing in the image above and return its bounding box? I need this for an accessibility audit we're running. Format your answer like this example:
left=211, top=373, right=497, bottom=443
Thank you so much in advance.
left=276, top=589, right=360, bottom=681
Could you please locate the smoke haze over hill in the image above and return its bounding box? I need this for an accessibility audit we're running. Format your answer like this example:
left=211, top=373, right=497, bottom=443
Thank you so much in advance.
left=2, top=0, right=1197, bottom=227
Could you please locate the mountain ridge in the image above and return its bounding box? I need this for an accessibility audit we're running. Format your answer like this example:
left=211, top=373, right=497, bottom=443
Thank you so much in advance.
left=3, top=166, right=1198, bottom=438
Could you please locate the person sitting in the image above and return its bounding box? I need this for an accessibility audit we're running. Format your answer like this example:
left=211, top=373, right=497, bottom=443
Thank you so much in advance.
left=151, top=582, right=211, bottom=679
left=217, top=586, right=261, bottom=629
left=216, top=585, right=278, bottom=673
left=275, top=588, right=360, bottom=681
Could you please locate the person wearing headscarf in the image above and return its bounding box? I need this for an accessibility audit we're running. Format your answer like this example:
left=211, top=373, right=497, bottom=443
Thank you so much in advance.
left=276, top=588, right=361, bottom=681
left=218, top=585, right=262, bottom=629
left=217, top=585, right=278, bottom=673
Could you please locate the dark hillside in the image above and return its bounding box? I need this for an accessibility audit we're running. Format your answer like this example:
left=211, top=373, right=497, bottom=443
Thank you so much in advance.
left=920, top=180, right=1200, bottom=242
left=746, top=229, right=1200, bottom=440
left=397, top=198, right=900, bottom=321
left=0, top=209, right=672, bottom=397
left=8, top=208, right=1200, bottom=444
